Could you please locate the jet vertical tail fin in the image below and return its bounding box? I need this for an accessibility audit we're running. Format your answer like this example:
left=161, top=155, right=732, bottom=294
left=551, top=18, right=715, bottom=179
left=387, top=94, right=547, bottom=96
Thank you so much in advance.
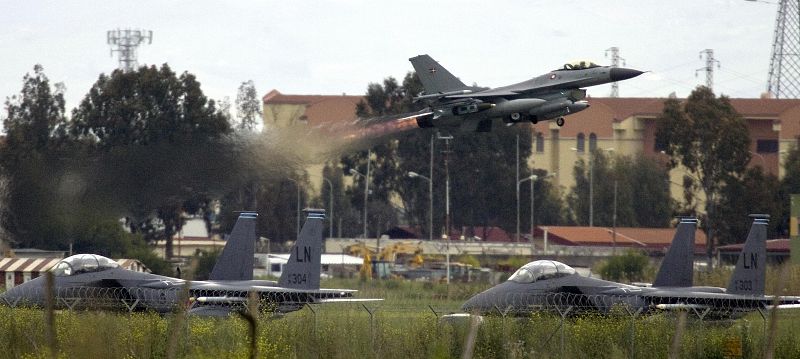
left=726, top=215, right=769, bottom=296
left=209, top=212, right=258, bottom=281
left=652, top=217, right=697, bottom=287
left=278, top=209, right=325, bottom=290
left=409, top=54, right=469, bottom=94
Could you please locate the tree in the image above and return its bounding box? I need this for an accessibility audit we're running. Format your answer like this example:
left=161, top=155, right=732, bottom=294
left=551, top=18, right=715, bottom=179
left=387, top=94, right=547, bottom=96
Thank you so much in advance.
left=235, top=80, right=261, bottom=131
left=0, top=65, right=70, bottom=248
left=342, top=73, right=566, bottom=239
left=655, top=86, right=750, bottom=267
left=778, top=143, right=800, bottom=236
left=70, top=64, right=233, bottom=258
left=715, top=167, right=783, bottom=245
left=341, top=75, right=420, bottom=237
left=569, top=152, right=672, bottom=227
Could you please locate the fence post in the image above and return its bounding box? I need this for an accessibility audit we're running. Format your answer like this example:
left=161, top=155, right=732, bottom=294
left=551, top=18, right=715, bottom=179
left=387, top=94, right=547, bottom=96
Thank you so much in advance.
left=556, top=305, right=573, bottom=357
left=44, top=272, right=57, bottom=359
left=689, top=307, right=711, bottom=356
left=362, top=304, right=375, bottom=357
left=306, top=304, right=318, bottom=358
left=668, top=311, right=688, bottom=359
left=624, top=306, right=643, bottom=358
left=757, top=307, right=768, bottom=357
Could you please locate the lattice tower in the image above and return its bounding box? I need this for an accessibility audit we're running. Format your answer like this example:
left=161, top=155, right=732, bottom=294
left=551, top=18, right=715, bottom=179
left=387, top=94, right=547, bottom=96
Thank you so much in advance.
left=767, top=0, right=800, bottom=98
left=107, top=29, right=153, bottom=72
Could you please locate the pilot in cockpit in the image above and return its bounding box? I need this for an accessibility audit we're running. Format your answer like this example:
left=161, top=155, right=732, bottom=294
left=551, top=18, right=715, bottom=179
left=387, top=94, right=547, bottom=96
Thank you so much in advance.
left=562, top=60, right=600, bottom=70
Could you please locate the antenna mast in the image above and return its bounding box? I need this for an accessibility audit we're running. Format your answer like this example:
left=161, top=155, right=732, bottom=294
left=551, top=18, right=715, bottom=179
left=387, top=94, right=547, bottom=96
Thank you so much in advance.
left=107, top=29, right=153, bottom=72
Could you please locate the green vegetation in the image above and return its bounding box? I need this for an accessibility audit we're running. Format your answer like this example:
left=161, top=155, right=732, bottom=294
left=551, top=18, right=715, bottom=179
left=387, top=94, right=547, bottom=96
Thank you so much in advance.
left=597, top=250, right=652, bottom=282
left=3, top=276, right=800, bottom=358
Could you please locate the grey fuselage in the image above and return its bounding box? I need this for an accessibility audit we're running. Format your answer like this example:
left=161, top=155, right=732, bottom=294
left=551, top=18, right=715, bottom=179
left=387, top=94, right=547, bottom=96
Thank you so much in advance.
left=0, top=267, right=347, bottom=314
left=419, top=66, right=641, bottom=130
left=462, top=273, right=798, bottom=318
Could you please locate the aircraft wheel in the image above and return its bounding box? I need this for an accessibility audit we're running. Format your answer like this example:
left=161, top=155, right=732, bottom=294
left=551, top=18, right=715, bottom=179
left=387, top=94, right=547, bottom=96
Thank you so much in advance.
left=556, top=117, right=565, bottom=127
left=510, top=112, right=522, bottom=122
left=530, top=117, right=539, bottom=124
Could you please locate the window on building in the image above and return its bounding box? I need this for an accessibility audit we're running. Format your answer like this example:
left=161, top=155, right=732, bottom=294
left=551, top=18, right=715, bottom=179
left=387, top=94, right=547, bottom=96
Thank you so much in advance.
left=589, top=133, right=597, bottom=152
left=576, top=133, right=585, bottom=152
left=536, top=132, right=544, bottom=153
left=756, top=139, right=779, bottom=153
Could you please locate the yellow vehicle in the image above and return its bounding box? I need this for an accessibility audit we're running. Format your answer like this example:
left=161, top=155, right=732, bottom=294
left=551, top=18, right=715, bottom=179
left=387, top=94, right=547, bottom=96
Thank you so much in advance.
left=345, top=241, right=425, bottom=279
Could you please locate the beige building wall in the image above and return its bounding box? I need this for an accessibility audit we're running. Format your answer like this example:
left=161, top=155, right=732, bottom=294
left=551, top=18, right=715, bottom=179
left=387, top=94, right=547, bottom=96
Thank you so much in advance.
left=265, top=92, right=800, bottom=218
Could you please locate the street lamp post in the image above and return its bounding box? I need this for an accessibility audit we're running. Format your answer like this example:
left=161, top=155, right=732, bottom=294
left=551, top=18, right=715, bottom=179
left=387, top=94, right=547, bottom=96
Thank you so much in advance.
left=287, top=178, right=301, bottom=238
left=530, top=172, right=556, bottom=255
left=349, top=159, right=370, bottom=240
left=322, top=177, right=334, bottom=238
left=517, top=174, right=538, bottom=243
left=438, top=133, right=453, bottom=284
left=612, top=178, right=618, bottom=255
left=407, top=171, right=433, bottom=241
left=571, top=147, right=614, bottom=227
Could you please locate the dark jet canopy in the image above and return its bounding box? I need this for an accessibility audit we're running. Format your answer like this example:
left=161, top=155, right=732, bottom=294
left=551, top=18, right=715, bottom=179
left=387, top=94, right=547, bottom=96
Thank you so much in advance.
left=508, top=260, right=576, bottom=284
left=559, top=60, right=601, bottom=71
left=50, top=254, right=120, bottom=277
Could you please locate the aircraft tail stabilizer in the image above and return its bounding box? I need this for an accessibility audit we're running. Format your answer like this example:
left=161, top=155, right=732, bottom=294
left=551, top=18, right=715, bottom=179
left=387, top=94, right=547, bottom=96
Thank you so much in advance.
left=278, top=209, right=325, bottom=290
left=409, top=54, right=469, bottom=94
left=209, top=212, right=258, bottom=281
left=652, top=217, right=697, bottom=287
left=726, top=215, right=769, bottom=296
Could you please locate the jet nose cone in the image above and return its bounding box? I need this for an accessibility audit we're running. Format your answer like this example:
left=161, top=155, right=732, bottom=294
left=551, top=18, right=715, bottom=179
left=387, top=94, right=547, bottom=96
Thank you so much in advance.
left=610, top=68, right=644, bottom=82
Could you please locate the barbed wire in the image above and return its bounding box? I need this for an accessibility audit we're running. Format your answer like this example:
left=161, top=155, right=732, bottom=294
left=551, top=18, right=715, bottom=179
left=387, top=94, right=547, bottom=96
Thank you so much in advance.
left=1, top=286, right=790, bottom=322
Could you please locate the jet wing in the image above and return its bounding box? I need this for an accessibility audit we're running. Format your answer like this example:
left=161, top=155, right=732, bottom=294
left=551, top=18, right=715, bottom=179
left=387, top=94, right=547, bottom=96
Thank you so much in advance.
left=445, top=89, right=520, bottom=98
left=191, top=282, right=357, bottom=294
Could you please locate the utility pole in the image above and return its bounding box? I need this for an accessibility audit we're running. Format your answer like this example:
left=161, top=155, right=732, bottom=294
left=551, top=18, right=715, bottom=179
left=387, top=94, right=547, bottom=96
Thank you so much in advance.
left=605, top=47, right=626, bottom=97
left=767, top=0, right=800, bottom=98
left=107, top=29, right=152, bottom=72
left=612, top=179, right=618, bottom=255
left=516, top=133, right=520, bottom=242
left=438, top=133, right=453, bottom=285
left=429, top=134, right=434, bottom=241
left=696, top=49, right=720, bottom=90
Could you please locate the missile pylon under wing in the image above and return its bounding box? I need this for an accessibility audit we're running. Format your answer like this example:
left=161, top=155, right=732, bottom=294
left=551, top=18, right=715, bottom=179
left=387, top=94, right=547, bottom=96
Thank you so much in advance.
left=408, top=54, right=643, bottom=132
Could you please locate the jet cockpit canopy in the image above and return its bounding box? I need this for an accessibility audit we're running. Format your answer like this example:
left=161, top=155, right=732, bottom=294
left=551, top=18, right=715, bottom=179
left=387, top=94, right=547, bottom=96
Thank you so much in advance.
left=50, top=254, right=120, bottom=277
left=560, top=60, right=601, bottom=71
left=508, top=260, right=576, bottom=283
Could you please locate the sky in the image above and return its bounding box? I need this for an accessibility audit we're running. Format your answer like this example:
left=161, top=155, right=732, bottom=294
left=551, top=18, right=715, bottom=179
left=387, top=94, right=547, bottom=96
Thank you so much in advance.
left=0, top=0, right=781, bottom=114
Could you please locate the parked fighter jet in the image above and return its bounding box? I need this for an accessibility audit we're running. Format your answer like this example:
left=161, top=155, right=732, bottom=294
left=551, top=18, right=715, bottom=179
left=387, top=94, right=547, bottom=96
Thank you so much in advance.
left=0, top=209, right=379, bottom=316
left=408, top=54, right=643, bottom=132
left=461, top=215, right=800, bottom=318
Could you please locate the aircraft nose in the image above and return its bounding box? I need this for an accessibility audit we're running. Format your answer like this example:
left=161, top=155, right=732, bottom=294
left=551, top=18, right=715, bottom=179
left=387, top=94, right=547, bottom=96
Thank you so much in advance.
left=610, top=68, right=644, bottom=82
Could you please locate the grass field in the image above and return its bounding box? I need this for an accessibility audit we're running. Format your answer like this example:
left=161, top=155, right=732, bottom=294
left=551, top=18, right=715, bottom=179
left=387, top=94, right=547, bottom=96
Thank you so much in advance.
left=2, top=269, right=800, bottom=358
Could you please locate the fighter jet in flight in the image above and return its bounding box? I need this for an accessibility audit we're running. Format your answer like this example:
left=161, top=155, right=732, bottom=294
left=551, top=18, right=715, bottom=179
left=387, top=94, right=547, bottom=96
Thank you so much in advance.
left=0, top=210, right=379, bottom=316
left=408, top=54, right=643, bottom=132
left=461, top=215, right=800, bottom=318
